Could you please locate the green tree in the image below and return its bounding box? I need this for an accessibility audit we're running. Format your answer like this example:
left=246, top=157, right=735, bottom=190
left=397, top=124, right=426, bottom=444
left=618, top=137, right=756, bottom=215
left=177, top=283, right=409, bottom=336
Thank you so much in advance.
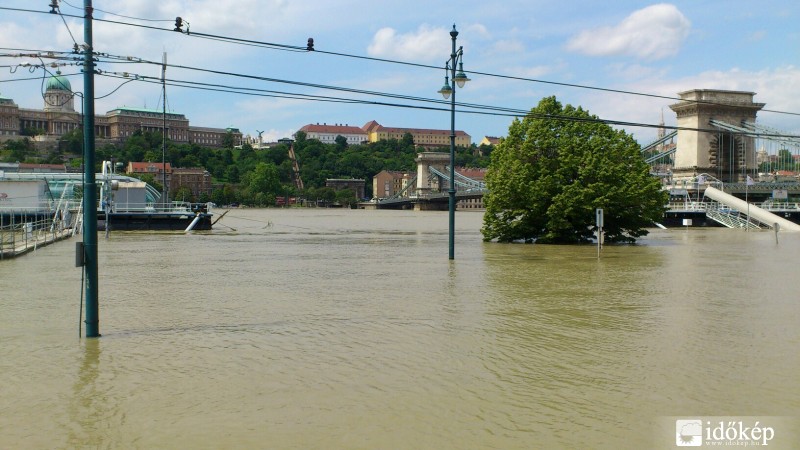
left=123, top=133, right=149, bottom=162
left=246, top=162, right=281, bottom=196
left=482, top=96, right=667, bottom=244
left=58, top=128, right=83, bottom=154
left=335, top=135, right=348, bottom=150
left=226, top=165, right=240, bottom=183
left=173, top=186, right=194, bottom=202
left=143, top=150, right=159, bottom=162
left=211, top=186, right=227, bottom=206
left=4, top=138, right=35, bottom=162
left=239, top=143, right=255, bottom=159
left=334, top=188, right=357, bottom=208
left=44, top=148, right=65, bottom=164
left=401, top=132, right=415, bottom=148
left=222, top=131, right=235, bottom=149
left=222, top=148, right=234, bottom=165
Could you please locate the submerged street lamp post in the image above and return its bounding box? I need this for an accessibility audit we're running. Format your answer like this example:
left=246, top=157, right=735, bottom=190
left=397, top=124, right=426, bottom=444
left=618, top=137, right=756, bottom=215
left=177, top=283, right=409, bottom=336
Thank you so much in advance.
left=82, top=0, right=99, bottom=337
left=438, top=25, right=470, bottom=260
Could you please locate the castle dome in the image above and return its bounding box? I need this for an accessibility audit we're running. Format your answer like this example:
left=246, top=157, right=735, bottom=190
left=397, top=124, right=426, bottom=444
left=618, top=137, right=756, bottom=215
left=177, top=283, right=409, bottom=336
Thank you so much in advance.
left=46, top=71, right=71, bottom=91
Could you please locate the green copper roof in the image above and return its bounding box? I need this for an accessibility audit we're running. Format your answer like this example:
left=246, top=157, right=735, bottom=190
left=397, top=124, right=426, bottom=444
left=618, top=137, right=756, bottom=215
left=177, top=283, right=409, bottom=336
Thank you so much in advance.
left=107, top=106, right=186, bottom=119
left=46, top=71, right=71, bottom=91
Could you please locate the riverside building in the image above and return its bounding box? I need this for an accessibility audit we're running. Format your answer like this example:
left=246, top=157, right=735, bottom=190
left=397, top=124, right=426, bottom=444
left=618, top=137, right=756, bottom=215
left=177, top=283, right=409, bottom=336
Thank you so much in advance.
left=0, top=72, right=242, bottom=148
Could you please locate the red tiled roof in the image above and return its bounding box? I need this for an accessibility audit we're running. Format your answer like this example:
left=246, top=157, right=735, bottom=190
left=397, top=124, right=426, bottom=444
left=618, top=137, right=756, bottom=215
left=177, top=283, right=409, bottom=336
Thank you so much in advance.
left=127, top=162, right=172, bottom=173
left=362, top=120, right=381, bottom=132
left=300, top=120, right=470, bottom=138
left=172, top=167, right=208, bottom=174
left=18, top=163, right=66, bottom=171
left=457, top=168, right=487, bottom=180
left=375, top=125, right=469, bottom=138
left=299, top=124, right=367, bottom=135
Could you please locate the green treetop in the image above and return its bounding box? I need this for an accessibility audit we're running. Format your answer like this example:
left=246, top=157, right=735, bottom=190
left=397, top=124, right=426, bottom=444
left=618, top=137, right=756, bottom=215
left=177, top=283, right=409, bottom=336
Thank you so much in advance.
left=481, top=96, right=667, bottom=244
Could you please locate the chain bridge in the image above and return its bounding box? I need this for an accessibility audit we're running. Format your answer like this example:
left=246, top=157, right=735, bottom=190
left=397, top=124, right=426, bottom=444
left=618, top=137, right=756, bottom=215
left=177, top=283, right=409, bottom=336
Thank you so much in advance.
left=644, top=89, right=800, bottom=229
left=374, top=152, right=487, bottom=210
left=373, top=89, right=800, bottom=227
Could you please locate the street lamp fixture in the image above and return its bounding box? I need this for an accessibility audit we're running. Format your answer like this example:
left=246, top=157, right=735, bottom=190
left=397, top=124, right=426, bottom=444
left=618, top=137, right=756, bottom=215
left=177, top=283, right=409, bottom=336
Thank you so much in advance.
left=438, top=76, right=452, bottom=99
left=454, top=62, right=470, bottom=88
left=438, top=24, right=469, bottom=260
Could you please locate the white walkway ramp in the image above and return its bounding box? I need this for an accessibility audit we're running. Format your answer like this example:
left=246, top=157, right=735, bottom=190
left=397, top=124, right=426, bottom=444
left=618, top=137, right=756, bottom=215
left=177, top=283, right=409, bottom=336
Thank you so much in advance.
left=704, top=186, right=800, bottom=232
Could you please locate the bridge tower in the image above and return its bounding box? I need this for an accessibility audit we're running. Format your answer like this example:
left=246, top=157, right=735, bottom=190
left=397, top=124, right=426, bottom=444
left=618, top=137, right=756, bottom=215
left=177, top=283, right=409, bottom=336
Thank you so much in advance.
left=669, top=89, right=764, bottom=183
left=414, top=152, right=450, bottom=195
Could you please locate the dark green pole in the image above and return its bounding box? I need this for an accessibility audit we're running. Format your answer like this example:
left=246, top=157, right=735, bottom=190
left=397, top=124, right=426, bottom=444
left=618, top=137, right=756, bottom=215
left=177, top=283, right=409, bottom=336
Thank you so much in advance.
left=83, top=0, right=99, bottom=338
left=448, top=26, right=458, bottom=261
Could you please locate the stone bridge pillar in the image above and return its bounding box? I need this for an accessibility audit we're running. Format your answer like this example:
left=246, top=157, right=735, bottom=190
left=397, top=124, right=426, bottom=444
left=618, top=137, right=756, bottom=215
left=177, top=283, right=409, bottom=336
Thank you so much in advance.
left=414, top=152, right=450, bottom=196
left=669, top=89, right=764, bottom=183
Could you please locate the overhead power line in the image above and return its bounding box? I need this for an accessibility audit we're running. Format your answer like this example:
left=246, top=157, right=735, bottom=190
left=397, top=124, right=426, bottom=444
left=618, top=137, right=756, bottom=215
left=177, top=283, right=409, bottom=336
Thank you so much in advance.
left=2, top=5, right=798, bottom=118
left=57, top=0, right=173, bottom=22
left=95, top=69, right=800, bottom=140
left=4, top=46, right=800, bottom=140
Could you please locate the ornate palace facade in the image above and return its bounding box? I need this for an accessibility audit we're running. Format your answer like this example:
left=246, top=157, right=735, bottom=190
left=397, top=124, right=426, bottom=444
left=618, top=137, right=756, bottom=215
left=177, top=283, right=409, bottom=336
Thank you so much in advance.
left=0, top=72, right=241, bottom=147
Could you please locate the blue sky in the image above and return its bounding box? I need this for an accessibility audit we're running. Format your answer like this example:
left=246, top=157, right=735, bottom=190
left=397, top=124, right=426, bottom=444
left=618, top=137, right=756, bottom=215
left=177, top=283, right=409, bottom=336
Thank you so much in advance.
left=1, top=1, right=798, bottom=145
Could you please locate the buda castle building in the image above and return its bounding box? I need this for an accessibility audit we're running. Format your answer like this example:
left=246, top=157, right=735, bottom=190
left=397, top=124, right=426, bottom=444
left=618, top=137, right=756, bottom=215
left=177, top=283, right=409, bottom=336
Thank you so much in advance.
left=0, top=72, right=241, bottom=148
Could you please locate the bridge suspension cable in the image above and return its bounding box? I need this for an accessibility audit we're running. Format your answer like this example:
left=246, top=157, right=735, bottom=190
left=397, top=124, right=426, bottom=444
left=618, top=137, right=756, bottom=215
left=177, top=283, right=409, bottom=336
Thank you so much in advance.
left=428, top=166, right=487, bottom=191
left=709, top=120, right=800, bottom=149
left=640, top=130, right=677, bottom=154
left=645, top=147, right=676, bottom=165
left=380, top=175, right=417, bottom=202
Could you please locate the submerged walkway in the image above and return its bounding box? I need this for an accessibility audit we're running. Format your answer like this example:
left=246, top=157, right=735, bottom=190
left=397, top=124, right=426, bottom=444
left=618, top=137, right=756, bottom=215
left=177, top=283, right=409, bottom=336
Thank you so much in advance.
left=0, top=227, right=75, bottom=260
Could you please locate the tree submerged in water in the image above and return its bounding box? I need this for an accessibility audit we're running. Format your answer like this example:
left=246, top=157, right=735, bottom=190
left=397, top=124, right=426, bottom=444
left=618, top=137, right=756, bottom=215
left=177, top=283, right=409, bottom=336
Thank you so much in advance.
left=481, top=96, right=667, bottom=244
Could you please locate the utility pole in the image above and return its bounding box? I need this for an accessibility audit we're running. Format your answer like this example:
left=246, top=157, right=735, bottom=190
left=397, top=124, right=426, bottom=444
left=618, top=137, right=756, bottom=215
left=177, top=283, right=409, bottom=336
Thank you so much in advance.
left=82, top=0, right=99, bottom=337
left=162, top=52, right=168, bottom=206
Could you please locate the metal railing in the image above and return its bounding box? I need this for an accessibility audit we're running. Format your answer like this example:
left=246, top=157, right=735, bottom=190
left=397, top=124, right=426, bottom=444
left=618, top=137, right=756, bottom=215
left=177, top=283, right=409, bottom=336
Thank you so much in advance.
left=665, top=200, right=769, bottom=230
left=1, top=216, right=64, bottom=259
left=704, top=203, right=763, bottom=230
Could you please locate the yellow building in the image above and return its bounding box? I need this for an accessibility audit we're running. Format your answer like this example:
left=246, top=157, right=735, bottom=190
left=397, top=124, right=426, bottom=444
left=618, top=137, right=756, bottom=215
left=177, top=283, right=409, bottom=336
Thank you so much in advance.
left=362, top=120, right=470, bottom=148
left=479, top=136, right=501, bottom=146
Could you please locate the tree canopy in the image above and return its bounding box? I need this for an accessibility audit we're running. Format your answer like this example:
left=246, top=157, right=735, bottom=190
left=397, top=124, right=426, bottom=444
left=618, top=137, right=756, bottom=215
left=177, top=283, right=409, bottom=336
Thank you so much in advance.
left=481, top=96, right=667, bottom=244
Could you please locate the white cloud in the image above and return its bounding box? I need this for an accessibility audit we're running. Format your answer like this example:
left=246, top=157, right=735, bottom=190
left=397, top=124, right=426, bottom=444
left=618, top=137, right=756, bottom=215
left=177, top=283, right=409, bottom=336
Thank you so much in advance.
left=487, top=39, right=526, bottom=56
left=465, top=23, right=491, bottom=40
left=511, top=64, right=558, bottom=79
left=566, top=3, right=691, bottom=60
left=583, top=65, right=800, bottom=142
left=747, top=30, right=767, bottom=42
left=604, top=63, right=668, bottom=82
left=661, top=66, right=800, bottom=132
left=367, top=25, right=449, bottom=62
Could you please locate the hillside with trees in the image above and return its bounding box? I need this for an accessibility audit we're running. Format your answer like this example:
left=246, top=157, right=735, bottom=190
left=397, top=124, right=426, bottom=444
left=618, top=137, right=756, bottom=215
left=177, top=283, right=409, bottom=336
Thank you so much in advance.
left=1, top=129, right=491, bottom=207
